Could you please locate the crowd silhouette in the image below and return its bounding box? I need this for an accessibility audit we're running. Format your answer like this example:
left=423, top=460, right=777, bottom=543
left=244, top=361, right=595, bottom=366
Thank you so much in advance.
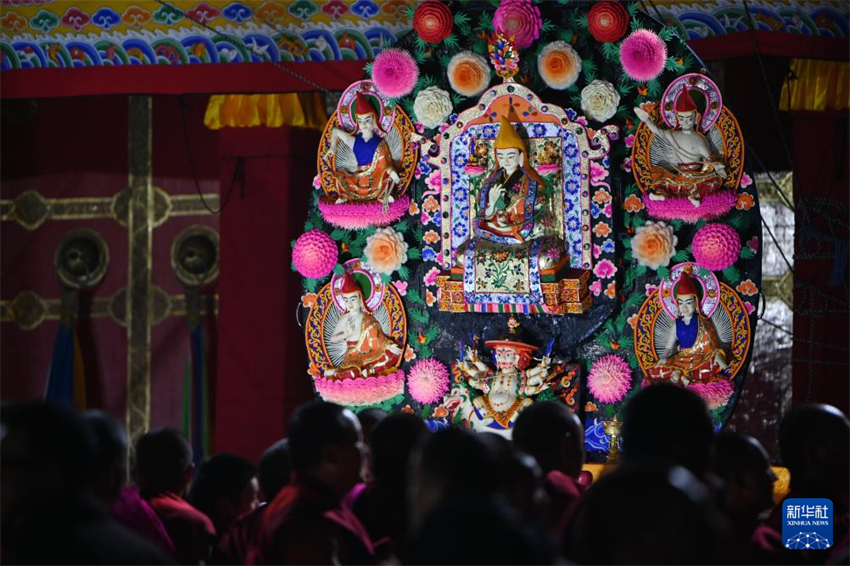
left=1, top=384, right=847, bottom=565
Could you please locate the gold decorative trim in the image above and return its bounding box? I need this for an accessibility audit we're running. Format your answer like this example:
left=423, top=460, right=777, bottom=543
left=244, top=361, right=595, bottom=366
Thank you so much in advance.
left=126, top=95, right=153, bottom=445
left=0, top=288, right=218, bottom=330
left=0, top=188, right=220, bottom=230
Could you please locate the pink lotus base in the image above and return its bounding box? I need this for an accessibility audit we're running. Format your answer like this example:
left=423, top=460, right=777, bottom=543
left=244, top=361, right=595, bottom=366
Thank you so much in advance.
left=643, top=191, right=736, bottom=224
left=314, top=371, right=405, bottom=406
left=687, top=379, right=735, bottom=410
left=319, top=196, right=410, bottom=230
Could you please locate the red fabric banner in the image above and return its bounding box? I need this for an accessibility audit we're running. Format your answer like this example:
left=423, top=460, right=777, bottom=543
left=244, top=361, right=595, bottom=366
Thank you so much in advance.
left=214, top=125, right=319, bottom=462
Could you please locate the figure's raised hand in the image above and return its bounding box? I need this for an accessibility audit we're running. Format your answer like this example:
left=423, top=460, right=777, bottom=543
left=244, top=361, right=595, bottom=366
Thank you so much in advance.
left=634, top=107, right=651, bottom=124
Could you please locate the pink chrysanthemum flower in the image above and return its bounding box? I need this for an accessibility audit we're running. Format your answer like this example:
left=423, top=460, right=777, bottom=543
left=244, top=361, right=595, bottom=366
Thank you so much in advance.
left=371, top=48, right=418, bottom=98
left=687, top=380, right=734, bottom=410
left=588, top=355, right=632, bottom=404
left=692, top=223, right=742, bottom=271
left=408, top=358, right=450, bottom=404
left=620, top=29, right=667, bottom=82
left=292, top=230, right=338, bottom=279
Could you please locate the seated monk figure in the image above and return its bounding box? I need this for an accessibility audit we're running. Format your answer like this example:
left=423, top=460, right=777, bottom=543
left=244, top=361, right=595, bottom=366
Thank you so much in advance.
left=648, top=270, right=729, bottom=386
left=634, top=88, right=727, bottom=208
left=325, top=271, right=403, bottom=380
left=326, top=91, right=400, bottom=208
left=477, top=117, right=546, bottom=245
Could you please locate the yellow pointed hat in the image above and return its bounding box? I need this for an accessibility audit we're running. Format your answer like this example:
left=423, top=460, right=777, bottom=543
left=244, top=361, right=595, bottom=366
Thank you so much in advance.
left=494, top=117, right=525, bottom=151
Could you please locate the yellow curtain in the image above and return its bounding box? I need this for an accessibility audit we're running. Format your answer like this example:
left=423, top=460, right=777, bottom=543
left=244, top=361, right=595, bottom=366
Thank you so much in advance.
left=204, top=93, right=328, bottom=130
left=779, top=59, right=850, bottom=112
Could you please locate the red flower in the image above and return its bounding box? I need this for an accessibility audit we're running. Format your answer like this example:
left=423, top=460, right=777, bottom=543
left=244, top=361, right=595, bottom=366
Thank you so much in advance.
left=413, top=0, right=453, bottom=44
left=588, top=1, right=629, bottom=43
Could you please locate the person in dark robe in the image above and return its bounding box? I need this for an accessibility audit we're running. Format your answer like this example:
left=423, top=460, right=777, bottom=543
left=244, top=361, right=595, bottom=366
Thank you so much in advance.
left=83, top=410, right=176, bottom=557
left=189, top=453, right=259, bottom=536
left=767, top=404, right=849, bottom=565
left=712, top=431, right=785, bottom=564
left=216, top=439, right=292, bottom=565
left=349, top=413, right=427, bottom=560
left=135, top=428, right=216, bottom=565
left=248, top=401, right=375, bottom=565
left=404, top=428, right=557, bottom=565
left=1, top=402, right=172, bottom=565
left=513, top=401, right=585, bottom=534
left=620, top=383, right=717, bottom=485
left=562, top=463, right=729, bottom=565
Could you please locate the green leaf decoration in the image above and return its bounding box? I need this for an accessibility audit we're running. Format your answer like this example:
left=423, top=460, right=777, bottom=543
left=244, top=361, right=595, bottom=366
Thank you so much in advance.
left=722, top=265, right=741, bottom=284
left=451, top=93, right=465, bottom=106
left=671, top=248, right=690, bottom=263
left=602, top=41, right=620, bottom=62
left=363, top=61, right=373, bottom=75
left=330, top=228, right=347, bottom=241
left=558, top=29, right=574, bottom=43
left=409, top=307, right=430, bottom=325
left=618, top=335, right=634, bottom=351
left=615, top=105, right=630, bottom=120
left=630, top=18, right=642, bottom=31
left=424, top=326, right=440, bottom=342
left=408, top=247, right=423, bottom=261
left=595, top=333, right=612, bottom=351
left=443, top=33, right=460, bottom=50
left=635, top=264, right=648, bottom=276
left=740, top=247, right=756, bottom=260
left=670, top=219, right=684, bottom=231
left=477, top=11, right=493, bottom=32
left=380, top=273, right=392, bottom=284
left=397, top=265, right=410, bottom=280
left=728, top=213, right=752, bottom=231
left=305, top=278, right=318, bottom=293
left=454, top=11, right=471, bottom=29
left=407, top=288, right=426, bottom=306
left=626, top=2, right=639, bottom=16
left=541, top=20, right=556, bottom=34
left=646, top=79, right=662, bottom=98
left=420, top=345, right=433, bottom=359
left=582, top=58, right=597, bottom=83
left=657, top=266, right=670, bottom=280
left=333, top=264, right=345, bottom=276
left=304, top=220, right=315, bottom=231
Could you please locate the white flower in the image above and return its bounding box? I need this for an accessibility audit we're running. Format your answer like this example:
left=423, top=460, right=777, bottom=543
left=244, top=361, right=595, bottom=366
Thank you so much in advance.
left=580, top=79, right=620, bottom=123
left=413, top=86, right=453, bottom=130
left=364, top=227, right=409, bottom=274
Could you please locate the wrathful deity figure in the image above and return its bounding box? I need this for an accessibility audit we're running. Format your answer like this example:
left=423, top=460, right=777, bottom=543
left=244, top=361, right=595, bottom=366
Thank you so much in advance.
left=634, top=88, right=727, bottom=208
left=648, top=270, right=728, bottom=385
left=326, top=91, right=401, bottom=209
left=325, top=271, right=402, bottom=380
left=453, top=316, right=553, bottom=437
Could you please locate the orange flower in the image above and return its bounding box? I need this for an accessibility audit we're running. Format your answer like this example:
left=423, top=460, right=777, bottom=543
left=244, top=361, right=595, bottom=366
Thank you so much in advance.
left=585, top=402, right=598, bottom=412
left=401, top=405, right=415, bottom=414
left=447, top=51, right=491, bottom=97
left=423, top=196, right=440, bottom=212
left=432, top=405, right=449, bottom=418
left=301, top=293, right=317, bottom=308
left=423, top=230, right=440, bottom=244
left=631, top=221, right=677, bottom=270
left=592, top=188, right=611, bottom=205
left=409, top=200, right=420, bottom=215
left=425, top=289, right=438, bottom=307
left=604, top=282, right=616, bottom=299
left=623, top=194, right=644, bottom=212
left=593, top=222, right=612, bottom=237
left=736, top=192, right=754, bottom=211
left=364, top=227, right=408, bottom=274
left=537, top=41, right=581, bottom=90
left=627, top=313, right=638, bottom=329
left=736, top=279, right=758, bottom=296
left=404, top=346, right=417, bottom=362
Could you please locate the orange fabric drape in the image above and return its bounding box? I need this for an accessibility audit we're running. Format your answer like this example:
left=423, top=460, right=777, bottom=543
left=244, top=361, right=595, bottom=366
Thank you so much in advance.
left=779, top=59, right=850, bottom=112
left=204, top=93, right=328, bottom=130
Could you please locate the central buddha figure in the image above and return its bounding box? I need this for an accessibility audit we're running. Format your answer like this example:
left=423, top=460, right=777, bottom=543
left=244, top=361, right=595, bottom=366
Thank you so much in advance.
left=477, top=117, right=545, bottom=244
